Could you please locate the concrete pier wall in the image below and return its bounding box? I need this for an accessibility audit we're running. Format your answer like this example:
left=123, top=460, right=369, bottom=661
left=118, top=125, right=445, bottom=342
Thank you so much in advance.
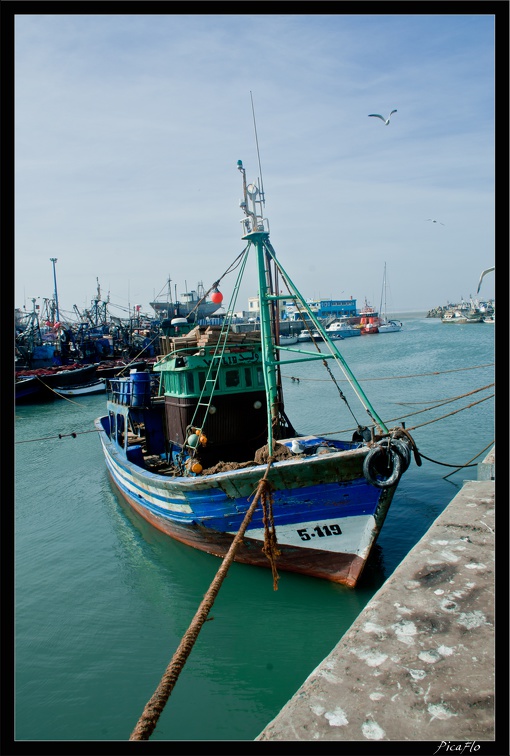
left=257, top=453, right=495, bottom=742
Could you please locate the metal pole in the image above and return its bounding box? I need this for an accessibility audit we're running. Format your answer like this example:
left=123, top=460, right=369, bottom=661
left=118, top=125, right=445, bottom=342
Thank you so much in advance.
left=50, top=258, right=59, bottom=322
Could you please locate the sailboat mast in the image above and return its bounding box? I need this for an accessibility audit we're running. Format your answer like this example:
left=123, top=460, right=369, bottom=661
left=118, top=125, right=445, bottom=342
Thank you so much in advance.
left=379, top=262, right=386, bottom=319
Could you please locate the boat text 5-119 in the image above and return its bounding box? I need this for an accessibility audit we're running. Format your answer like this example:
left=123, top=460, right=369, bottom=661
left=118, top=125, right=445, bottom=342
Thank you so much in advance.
left=95, top=161, right=418, bottom=587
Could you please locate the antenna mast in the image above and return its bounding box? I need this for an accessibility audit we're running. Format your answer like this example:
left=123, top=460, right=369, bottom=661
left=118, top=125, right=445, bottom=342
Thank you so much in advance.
left=250, top=91, right=265, bottom=206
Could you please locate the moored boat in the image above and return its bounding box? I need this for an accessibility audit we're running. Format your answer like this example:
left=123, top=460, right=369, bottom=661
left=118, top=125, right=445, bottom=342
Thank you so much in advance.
left=325, top=320, right=361, bottom=338
left=96, top=359, right=149, bottom=379
left=359, top=299, right=380, bottom=334
left=378, top=320, right=402, bottom=333
left=15, top=363, right=99, bottom=402
left=278, top=334, right=298, bottom=346
left=95, top=160, right=417, bottom=587
left=150, top=279, right=223, bottom=321
left=441, top=309, right=483, bottom=324
left=377, top=263, right=403, bottom=334
left=54, top=379, right=106, bottom=397
left=15, top=375, right=47, bottom=403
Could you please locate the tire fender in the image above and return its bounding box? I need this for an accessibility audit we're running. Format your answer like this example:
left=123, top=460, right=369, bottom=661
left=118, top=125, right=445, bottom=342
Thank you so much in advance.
left=363, top=439, right=404, bottom=488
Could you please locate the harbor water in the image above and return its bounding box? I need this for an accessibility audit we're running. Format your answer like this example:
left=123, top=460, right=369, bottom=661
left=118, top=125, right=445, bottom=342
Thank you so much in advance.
left=14, top=314, right=495, bottom=743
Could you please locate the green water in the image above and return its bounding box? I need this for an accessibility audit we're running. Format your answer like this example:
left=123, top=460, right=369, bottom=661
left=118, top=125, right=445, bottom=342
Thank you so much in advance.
left=14, top=316, right=494, bottom=742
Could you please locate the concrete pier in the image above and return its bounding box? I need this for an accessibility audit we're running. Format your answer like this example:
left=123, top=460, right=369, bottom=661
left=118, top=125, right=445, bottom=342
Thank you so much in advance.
left=257, top=454, right=495, bottom=742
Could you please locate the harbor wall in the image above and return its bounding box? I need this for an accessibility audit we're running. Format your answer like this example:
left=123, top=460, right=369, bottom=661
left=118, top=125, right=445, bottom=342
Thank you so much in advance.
left=257, top=449, right=495, bottom=743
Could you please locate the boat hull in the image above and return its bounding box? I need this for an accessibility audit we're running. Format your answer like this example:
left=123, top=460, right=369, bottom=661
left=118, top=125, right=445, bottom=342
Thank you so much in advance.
left=378, top=321, right=402, bottom=333
left=15, top=376, right=47, bottom=403
left=96, top=418, right=398, bottom=587
left=326, top=328, right=360, bottom=338
left=55, top=379, right=106, bottom=396
left=15, top=363, right=99, bottom=402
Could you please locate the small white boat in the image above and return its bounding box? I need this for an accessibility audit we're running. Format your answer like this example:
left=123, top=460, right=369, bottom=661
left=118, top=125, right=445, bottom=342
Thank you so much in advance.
left=55, top=379, right=106, bottom=396
left=326, top=320, right=361, bottom=338
left=377, top=264, right=402, bottom=333
left=278, top=334, right=298, bottom=345
left=483, top=315, right=495, bottom=324
left=378, top=320, right=403, bottom=333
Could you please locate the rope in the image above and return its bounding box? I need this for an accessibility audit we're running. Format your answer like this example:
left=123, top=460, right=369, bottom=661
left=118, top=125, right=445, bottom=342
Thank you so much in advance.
left=283, top=362, right=494, bottom=384
left=129, top=461, right=275, bottom=741
left=15, top=429, right=99, bottom=444
left=35, top=375, right=84, bottom=406
left=185, top=247, right=249, bottom=321
left=418, top=453, right=481, bottom=468
left=259, top=478, right=280, bottom=590
left=441, top=441, right=495, bottom=479
left=406, top=393, right=494, bottom=431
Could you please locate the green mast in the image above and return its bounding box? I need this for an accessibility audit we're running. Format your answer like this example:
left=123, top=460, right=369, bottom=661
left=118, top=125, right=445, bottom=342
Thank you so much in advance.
left=237, top=160, right=279, bottom=453
left=236, top=160, right=389, bottom=435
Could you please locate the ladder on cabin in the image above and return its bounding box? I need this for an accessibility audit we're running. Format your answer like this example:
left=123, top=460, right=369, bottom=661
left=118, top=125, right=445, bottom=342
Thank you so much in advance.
left=182, top=251, right=251, bottom=469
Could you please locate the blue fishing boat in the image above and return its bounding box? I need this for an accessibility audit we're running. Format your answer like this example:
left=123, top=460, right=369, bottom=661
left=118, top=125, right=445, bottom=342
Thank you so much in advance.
left=95, top=161, right=418, bottom=587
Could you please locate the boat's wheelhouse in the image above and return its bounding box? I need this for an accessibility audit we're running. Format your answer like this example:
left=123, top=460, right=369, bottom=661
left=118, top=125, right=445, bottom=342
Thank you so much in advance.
left=155, top=343, right=269, bottom=465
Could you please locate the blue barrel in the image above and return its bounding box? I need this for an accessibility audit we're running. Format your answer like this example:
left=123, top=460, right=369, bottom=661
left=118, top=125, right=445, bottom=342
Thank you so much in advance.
left=116, top=377, right=130, bottom=404
left=130, top=372, right=150, bottom=406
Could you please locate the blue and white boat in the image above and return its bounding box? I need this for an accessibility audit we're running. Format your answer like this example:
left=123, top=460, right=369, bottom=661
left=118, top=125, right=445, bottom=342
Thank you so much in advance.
left=326, top=320, right=361, bottom=338
left=95, top=160, right=417, bottom=587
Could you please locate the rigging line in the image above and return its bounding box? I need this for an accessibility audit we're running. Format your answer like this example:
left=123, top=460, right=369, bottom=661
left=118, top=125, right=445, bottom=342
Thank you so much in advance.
left=264, top=242, right=386, bottom=431
left=34, top=376, right=84, bottom=407
left=373, top=391, right=494, bottom=429
left=288, top=383, right=493, bottom=426
left=403, top=442, right=494, bottom=470
left=312, top=392, right=494, bottom=440
left=250, top=91, right=265, bottom=203
left=442, top=441, right=494, bottom=479
left=15, top=428, right=100, bottom=444
left=396, top=396, right=482, bottom=406
left=405, top=393, right=494, bottom=431
left=393, top=382, right=494, bottom=409
left=282, top=363, right=494, bottom=383
left=264, top=242, right=362, bottom=427
left=185, top=246, right=249, bottom=319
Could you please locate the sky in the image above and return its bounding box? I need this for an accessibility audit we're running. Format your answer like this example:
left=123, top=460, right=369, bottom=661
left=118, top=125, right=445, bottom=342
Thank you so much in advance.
left=14, top=11, right=497, bottom=321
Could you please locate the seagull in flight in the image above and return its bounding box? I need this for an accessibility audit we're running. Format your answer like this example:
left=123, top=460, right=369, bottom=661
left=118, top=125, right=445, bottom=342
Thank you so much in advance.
left=476, top=266, right=495, bottom=294
left=426, top=219, right=445, bottom=225
left=368, top=109, right=397, bottom=125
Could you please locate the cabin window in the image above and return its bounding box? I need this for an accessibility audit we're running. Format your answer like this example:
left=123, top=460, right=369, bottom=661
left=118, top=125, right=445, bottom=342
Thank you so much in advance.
left=244, top=368, right=252, bottom=387
left=198, top=371, right=206, bottom=390
left=186, top=372, right=195, bottom=394
left=225, top=369, right=240, bottom=388
left=256, top=367, right=264, bottom=386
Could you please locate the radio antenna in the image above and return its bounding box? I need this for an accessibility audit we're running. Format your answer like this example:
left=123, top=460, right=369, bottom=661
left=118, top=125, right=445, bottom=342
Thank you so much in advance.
left=250, top=91, right=265, bottom=205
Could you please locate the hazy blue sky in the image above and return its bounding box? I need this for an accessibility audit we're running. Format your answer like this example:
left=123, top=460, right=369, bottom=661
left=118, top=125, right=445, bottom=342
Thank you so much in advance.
left=15, top=12, right=495, bottom=319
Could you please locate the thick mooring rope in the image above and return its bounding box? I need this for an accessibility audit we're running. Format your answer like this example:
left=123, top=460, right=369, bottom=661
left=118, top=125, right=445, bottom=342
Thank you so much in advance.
left=260, top=480, right=281, bottom=590
left=129, top=461, right=275, bottom=741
